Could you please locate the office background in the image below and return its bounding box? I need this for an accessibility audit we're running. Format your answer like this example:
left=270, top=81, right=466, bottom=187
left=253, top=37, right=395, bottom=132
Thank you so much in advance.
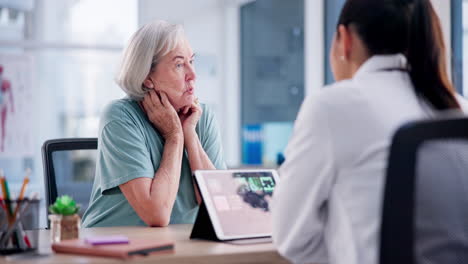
left=0, top=0, right=464, bottom=227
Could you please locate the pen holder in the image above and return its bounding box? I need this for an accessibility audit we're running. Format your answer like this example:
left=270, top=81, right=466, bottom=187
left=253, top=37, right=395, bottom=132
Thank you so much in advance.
left=0, top=199, right=40, bottom=255
left=49, top=214, right=80, bottom=243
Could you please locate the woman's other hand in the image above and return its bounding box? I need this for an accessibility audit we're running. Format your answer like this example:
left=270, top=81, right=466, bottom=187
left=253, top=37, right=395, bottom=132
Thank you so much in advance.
left=178, top=98, right=202, bottom=137
left=141, top=90, right=183, bottom=140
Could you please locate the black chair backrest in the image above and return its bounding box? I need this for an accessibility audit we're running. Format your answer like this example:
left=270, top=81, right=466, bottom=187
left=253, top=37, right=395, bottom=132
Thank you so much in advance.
left=380, top=117, right=468, bottom=264
left=42, top=138, right=98, bottom=222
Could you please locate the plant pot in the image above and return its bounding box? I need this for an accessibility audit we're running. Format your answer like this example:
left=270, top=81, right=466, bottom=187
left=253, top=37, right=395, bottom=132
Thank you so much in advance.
left=48, top=214, right=81, bottom=243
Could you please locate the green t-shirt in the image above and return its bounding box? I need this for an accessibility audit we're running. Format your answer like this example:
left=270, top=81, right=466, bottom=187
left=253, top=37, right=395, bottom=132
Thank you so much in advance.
left=82, top=98, right=226, bottom=227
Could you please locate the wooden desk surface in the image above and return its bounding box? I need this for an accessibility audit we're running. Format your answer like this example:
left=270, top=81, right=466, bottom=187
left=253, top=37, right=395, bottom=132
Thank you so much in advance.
left=4, top=225, right=288, bottom=264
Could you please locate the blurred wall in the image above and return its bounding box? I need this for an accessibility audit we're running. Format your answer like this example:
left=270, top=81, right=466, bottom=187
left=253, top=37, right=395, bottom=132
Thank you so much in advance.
left=432, top=0, right=452, bottom=79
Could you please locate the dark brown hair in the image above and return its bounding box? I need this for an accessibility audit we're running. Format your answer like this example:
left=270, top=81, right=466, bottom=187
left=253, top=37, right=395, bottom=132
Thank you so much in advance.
left=337, top=0, right=460, bottom=110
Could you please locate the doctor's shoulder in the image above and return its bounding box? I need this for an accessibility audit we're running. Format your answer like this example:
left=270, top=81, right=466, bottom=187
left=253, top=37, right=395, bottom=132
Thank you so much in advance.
left=302, top=79, right=361, bottom=111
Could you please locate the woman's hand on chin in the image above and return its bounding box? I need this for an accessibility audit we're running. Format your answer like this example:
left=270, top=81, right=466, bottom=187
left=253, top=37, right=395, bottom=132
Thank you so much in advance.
left=178, top=98, right=202, bottom=138
left=140, top=90, right=183, bottom=141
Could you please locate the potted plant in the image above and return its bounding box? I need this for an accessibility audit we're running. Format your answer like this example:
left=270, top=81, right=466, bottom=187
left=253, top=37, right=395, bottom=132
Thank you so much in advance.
left=48, top=195, right=80, bottom=243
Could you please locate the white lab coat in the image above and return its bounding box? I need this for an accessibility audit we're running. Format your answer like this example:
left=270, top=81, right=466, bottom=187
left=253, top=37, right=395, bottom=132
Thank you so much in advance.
left=272, top=54, right=468, bottom=264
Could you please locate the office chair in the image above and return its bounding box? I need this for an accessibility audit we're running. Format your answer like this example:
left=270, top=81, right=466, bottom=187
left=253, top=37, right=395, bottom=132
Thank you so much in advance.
left=42, top=138, right=98, bottom=223
left=380, top=117, right=468, bottom=264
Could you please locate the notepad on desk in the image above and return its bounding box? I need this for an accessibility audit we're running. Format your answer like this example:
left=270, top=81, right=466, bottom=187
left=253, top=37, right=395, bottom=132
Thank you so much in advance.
left=52, top=238, right=174, bottom=259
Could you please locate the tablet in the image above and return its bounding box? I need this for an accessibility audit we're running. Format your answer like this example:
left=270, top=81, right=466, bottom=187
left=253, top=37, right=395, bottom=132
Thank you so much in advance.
left=193, top=169, right=279, bottom=241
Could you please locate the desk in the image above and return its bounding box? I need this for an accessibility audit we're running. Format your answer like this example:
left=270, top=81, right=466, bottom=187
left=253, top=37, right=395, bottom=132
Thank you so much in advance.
left=5, top=224, right=288, bottom=264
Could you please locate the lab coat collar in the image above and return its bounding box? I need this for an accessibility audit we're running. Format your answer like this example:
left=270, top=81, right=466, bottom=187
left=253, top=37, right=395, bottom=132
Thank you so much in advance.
left=354, top=53, right=408, bottom=79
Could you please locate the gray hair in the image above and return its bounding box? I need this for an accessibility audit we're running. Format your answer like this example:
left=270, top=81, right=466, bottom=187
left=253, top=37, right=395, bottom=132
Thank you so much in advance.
left=115, top=20, right=185, bottom=100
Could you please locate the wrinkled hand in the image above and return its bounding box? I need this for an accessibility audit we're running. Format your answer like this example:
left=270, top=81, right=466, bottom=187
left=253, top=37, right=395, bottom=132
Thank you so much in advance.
left=140, top=90, right=183, bottom=140
left=178, top=99, right=202, bottom=136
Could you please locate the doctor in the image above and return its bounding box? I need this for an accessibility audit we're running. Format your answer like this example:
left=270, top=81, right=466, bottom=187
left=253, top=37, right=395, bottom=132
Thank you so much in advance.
left=272, top=0, right=467, bottom=264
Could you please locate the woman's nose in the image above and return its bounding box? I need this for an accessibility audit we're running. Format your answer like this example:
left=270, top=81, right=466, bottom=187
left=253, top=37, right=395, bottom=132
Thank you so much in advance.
left=186, top=63, right=196, bottom=81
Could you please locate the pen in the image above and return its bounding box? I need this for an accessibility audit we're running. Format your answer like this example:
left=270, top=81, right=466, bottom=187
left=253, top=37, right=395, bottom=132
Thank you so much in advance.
left=12, top=169, right=30, bottom=221
left=0, top=198, right=5, bottom=211
left=0, top=187, right=6, bottom=212
left=0, top=173, right=20, bottom=247
left=18, top=168, right=30, bottom=200
left=3, top=177, right=14, bottom=220
left=23, top=233, right=31, bottom=248
left=0, top=175, right=11, bottom=222
left=0, top=199, right=7, bottom=229
left=128, top=244, right=174, bottom=256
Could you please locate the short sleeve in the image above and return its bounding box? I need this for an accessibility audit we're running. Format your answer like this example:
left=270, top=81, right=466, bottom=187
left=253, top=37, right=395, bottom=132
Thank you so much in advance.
left=199, top=105, right=227, bottom=169
left=98, top=120, right=156, bottom=194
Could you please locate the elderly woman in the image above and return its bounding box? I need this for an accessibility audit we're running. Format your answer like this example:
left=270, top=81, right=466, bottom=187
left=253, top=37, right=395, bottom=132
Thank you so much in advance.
left=82, top=20, right=226, bottom=227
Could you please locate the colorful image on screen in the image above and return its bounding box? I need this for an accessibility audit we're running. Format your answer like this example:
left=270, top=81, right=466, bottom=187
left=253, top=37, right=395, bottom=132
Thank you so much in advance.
left=204, top=171, right=276, bottom=237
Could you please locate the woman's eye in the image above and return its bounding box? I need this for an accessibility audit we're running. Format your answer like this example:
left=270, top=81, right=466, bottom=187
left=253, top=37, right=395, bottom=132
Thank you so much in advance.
left=176, top=63, right=183, bottom=68
left=189, top=60, right=194, bottom=65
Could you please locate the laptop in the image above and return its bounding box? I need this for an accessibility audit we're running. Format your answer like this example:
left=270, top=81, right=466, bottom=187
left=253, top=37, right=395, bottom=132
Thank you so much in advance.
left=193, top=169, right=279, bottom=242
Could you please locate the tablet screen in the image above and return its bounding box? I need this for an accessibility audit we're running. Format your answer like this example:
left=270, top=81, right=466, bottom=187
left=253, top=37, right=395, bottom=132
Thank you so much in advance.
left=197, top=170, right=278, bottom=239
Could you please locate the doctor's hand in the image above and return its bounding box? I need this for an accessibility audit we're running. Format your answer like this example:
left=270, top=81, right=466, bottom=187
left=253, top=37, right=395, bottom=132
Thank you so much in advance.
left=178, top=98, right=202, bottom=137
left=140, top=90, right=183, bottom=141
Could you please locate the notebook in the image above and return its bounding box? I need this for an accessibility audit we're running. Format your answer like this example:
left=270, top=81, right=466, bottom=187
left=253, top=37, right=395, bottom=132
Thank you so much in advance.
left=52, top=238, right=174, bottom=259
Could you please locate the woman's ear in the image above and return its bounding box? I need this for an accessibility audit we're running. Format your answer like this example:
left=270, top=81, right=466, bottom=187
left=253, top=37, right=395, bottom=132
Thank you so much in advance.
left=143, top=78, right=154, bottom=89
left=337, top=25, right=352, bottom=61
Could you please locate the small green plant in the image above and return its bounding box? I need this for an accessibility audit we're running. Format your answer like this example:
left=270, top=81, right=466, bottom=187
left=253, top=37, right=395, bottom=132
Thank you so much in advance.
left=49, top=195, right=80, bottom=215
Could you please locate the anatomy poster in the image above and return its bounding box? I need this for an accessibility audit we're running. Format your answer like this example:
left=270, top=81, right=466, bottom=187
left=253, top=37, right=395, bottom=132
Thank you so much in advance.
left=0, top=54, right=34, bottom=157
